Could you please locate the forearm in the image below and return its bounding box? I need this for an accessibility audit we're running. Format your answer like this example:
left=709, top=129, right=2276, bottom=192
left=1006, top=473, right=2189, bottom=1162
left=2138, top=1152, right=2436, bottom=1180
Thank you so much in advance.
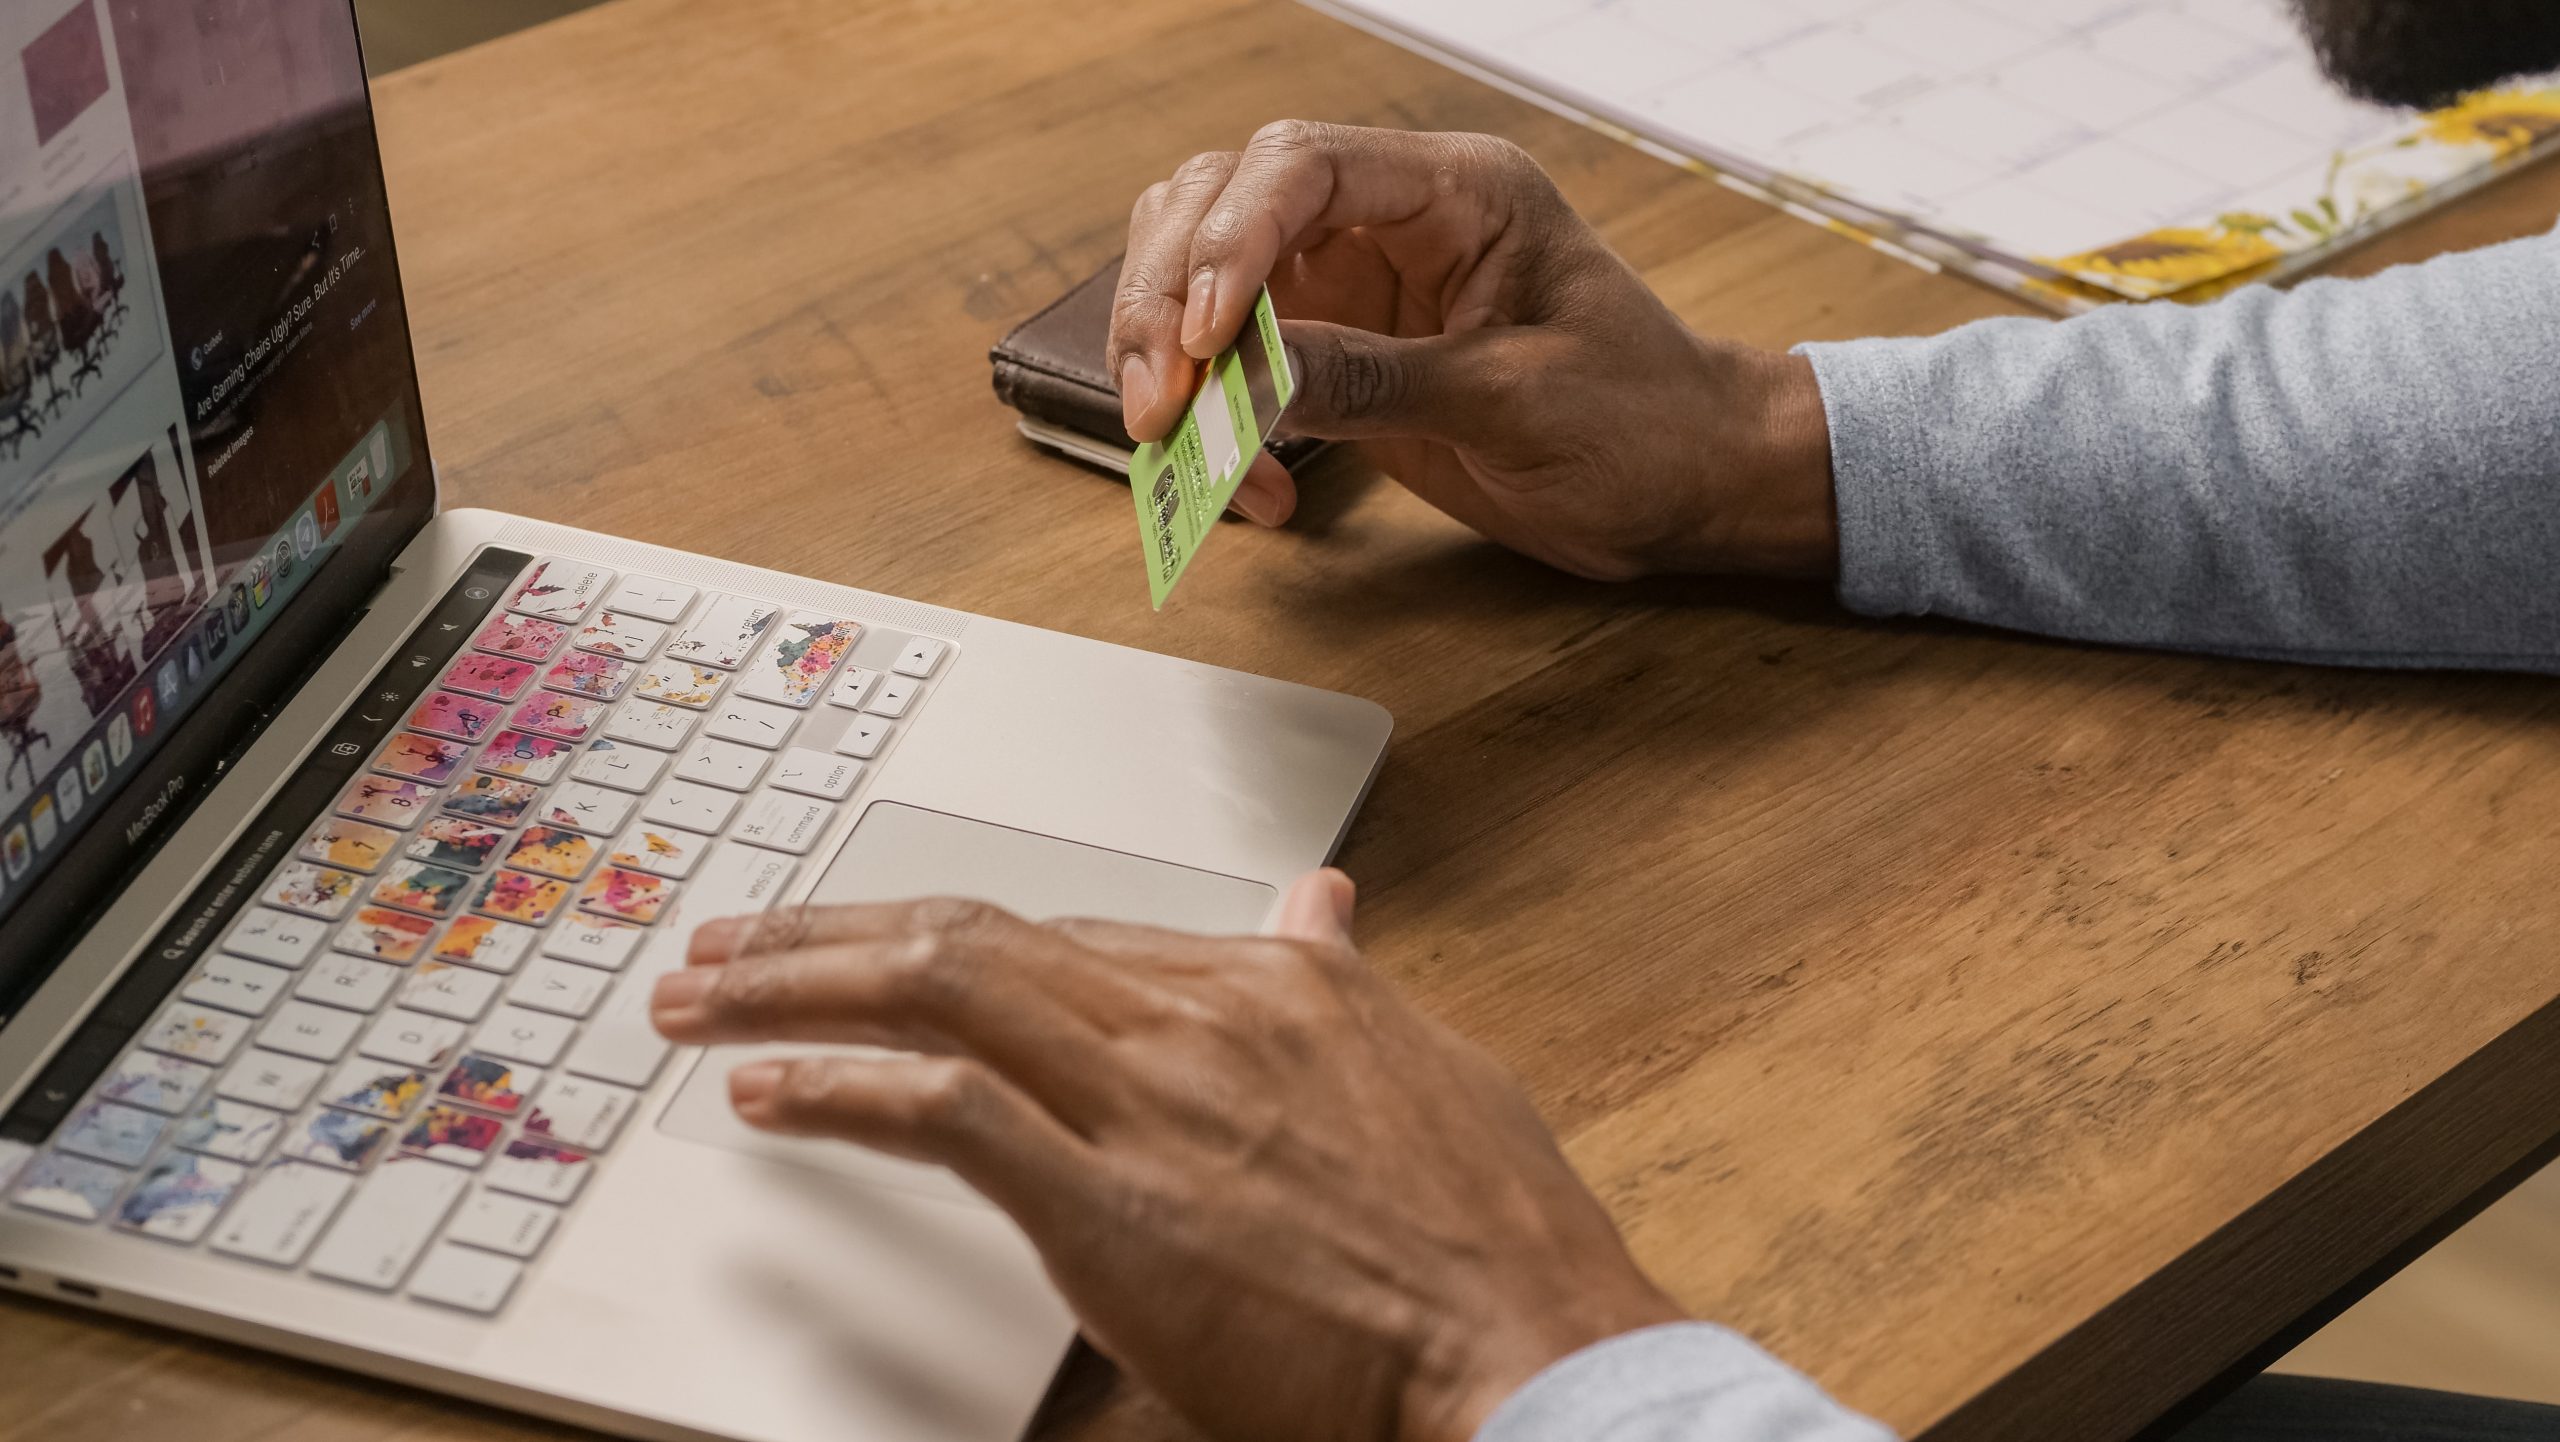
left=1798, top=229, right=2560, bottom=670
left=1475, top=1324, right=1896, bottom=1442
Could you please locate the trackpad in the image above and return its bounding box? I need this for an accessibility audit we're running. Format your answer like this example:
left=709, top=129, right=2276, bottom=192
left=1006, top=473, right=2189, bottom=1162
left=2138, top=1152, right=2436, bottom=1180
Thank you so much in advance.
left=657, top=804, right=1277, bottom=1202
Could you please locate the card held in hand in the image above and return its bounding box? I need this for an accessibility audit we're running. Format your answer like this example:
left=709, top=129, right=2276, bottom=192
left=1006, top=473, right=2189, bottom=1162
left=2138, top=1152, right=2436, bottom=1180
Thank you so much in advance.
left=1130, top=287, right=1295, bottom=609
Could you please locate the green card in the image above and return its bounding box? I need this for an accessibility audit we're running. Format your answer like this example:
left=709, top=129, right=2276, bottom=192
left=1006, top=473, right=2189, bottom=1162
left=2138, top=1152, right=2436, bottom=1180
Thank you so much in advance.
left=1130, top=286, right=1296, bottom=608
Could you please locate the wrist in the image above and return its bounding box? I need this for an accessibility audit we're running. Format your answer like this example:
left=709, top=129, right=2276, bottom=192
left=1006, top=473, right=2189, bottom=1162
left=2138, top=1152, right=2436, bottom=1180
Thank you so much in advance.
left=1405, top=1275, right=1689, bottom=1442
left=1672, top=340, right=1839, bottom=579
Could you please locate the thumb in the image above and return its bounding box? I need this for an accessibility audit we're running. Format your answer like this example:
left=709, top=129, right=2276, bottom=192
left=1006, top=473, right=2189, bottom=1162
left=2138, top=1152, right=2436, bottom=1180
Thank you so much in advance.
left=1280, top=320, right=1517, bottom=442
left=1272, top=867, right=1357, bottom=947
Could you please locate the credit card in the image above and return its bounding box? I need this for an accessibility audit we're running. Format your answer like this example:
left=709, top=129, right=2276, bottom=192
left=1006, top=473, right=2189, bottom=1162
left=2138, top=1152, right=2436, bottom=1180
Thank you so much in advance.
left=1130, top=286, right=1296, bottom=609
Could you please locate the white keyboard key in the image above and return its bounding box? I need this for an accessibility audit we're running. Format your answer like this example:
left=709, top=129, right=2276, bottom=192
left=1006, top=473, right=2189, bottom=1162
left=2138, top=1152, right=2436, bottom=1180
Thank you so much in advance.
left=602, top=700, right=697, bottom=750
left=508, top=960, right=611, bottom=1018
left=216, top=1050, right=325, bottom=1109
left=570, top=739, right=667, bottom=792
left=730, top=793, right=835, bottom=855
left=641, top=780, right=739, bottom=834
left=573, top=611, right=667, bottom=659
left=483, top=1140, right=594, bottom=1203
left=296, top=955, right=401, bottom=1013
left=675, top=737, right=769, bottom=792
left=663, top=594, right=781, bottom=670
left=678, top=842, right=800, bottom=928
left=506, top=559, right=613, bottom=623
left=358, top=1010, right=469, bottom=1070
left=474, top=1006, right=577, bottom=1066
left=598, top=575, right=696, bottom=624
left=703, top=697, right=797, bottom=749
left=443, top=1191, right=558, bottom=1258
left=833, top=716, right=890, bottom=759
left=892, top=637, right=948, bottom=677
left=408, top=1241, right=524, bottom=1314
left=544, top=917, right=645, bottom=969
left=524, top=1075, right=636, bottom=1150
left=735, top=614, right=862, bottom=707
left=184, top=955, right=294, bottom=1016
left=143, top=1003, right=252, bottom=1065
left=223, top=907, right=329, bottom=968
left=307, top=1156, right=468, bottom=1290
left=537, top=781, right=635, bottom=836
left=558, top=988, right=670, bottom=1089
left=770, top=748, right=859, bottom=800
left=399, top=962, right=505, bottom=1021
left=211, top=1162, right=354, bottom=1265
left=825, top=667, right=879, bottom=710
left=864, top=675, right=921, bottom=718
left=259, top=1000, right=364, bottom=1061
left=606, top=823, right=712, bottom=880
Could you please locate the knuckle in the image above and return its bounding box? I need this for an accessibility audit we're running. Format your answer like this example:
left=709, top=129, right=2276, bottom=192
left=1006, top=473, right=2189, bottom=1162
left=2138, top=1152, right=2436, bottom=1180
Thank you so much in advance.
left=1171, top=150, right=1233, bottom=186
left=908, top=1058, right=989, bottom=1131
left=706, top=960, right=789, bottom=1019
left=1248, top=118, right=1322, bottom=153
left=775, top=1060, right=845, bottom=1118
left=1320, top=337, right=1404, bottom=421
left=1130, top=180, right=1170, bottom=220
left=908, top=895, right=1002, bottom=939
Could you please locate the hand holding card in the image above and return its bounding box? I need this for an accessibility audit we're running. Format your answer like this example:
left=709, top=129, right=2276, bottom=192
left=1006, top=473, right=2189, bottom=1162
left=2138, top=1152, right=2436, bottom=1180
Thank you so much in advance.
left=1128, top=285, right=1295, bottom=608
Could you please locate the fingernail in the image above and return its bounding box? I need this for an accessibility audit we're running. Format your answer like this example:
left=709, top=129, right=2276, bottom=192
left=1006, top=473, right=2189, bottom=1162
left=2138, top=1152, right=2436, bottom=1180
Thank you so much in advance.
left=651, top=968, right=711, bottom=1023
left=1231, top=469, right=1289, bottom=527
left=1180, top=268, right=1217, bottom=354
left=1119, top=353, right=1155, bottom=433
left=730, top=1061, right=783, bottom=1120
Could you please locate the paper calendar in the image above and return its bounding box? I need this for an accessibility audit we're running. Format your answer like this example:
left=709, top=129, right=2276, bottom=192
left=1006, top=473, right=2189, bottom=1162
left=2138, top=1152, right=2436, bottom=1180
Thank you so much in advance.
left=1307, top=0, right=2560, bottom=310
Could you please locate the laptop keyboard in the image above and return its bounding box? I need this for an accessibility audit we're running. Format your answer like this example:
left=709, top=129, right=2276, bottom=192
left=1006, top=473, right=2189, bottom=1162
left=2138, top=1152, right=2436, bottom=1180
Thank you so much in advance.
left=0, top=551, right=949, bottom=1314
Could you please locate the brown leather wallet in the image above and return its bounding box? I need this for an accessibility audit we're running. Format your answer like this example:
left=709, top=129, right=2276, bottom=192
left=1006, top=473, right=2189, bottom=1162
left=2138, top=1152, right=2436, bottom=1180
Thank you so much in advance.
left=990, top=255, right=1325, bottom=475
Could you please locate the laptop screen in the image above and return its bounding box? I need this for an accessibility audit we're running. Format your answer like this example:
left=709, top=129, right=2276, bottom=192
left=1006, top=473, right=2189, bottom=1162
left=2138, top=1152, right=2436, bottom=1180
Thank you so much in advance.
left=0, top=0, right=432, bottom=1004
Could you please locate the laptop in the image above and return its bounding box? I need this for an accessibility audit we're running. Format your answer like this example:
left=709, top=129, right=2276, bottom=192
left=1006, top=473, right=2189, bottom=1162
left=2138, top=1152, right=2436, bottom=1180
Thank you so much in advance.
left=0, top=3, right=1391, bottom=1439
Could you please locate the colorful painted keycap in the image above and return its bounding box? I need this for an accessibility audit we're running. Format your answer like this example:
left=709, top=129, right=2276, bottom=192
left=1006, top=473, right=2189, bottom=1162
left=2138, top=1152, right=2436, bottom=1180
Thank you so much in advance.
left=509, top=692, right=604, bottom=740
left=577, top=866, right=672, bottom=925
left=374, top=731, right=471, bottom=784
left=607, top=824, right=710, bottom=879
left=408, top=690, right=506, bottom=742
left=633, top=660, right=724, bottom=708
left=474, top=611, right=567, bottom=660
left=439, top=1054, right=542, bottom=1116
left=407, top=816, right=507, bottom=871
left=476, top=730, right=572, bottom=784
left=301, top=817, right=401, bottom=873
left=319, top=1058, right=431, bottom=1119
left=504, top=825, right=597, bottom=880
left=507, top=559, right=611, bottom=622
left=371, top=861, right=473, bottom=917
left=442, top=774, right=540, bottom=826
left=572, top=611, right=665, bottom=659
left=263, top=861, right=361, bottom=919
left=337, top=775, right=434, bottom=828
left=443, top=652, right=539, bottom=702
left=401, top=1105, right=506, bottom=1167
left=97, top=1052, right=214, bottom=1114
left=544, top=650, right=634, bottom=700
left=475, top=870, right=572, bottom=926
left=663, top=595, right=780, bottom=670
left=430, top=916, right=540, bottom=974
left=279, top=1109, right=393, bottom=1170
left=735, top=614, right=861, bottom=707
left=57, top=1099, right=167, bottom=1166
left=10, top=1152, right=128, bottom=1222
left=333, top=906, right=437, bottom=962
left=171, top=1098, right=286, bottom=1162
left=115, top=1152, right=247, bottom=1242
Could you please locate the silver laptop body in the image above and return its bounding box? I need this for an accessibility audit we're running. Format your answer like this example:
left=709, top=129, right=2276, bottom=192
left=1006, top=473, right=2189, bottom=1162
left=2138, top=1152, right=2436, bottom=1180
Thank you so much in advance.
left=0, top=5, right=1390, bottom=1440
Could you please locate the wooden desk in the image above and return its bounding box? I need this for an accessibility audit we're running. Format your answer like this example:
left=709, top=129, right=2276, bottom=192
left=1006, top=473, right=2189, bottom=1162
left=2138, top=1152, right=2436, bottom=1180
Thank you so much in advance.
left=9, top=1, right=2560, bottom=1438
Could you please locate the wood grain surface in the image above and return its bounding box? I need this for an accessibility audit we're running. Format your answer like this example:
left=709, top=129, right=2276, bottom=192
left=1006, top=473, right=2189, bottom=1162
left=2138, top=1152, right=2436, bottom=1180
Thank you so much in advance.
left=8, top=1, right=2560, bottom=1440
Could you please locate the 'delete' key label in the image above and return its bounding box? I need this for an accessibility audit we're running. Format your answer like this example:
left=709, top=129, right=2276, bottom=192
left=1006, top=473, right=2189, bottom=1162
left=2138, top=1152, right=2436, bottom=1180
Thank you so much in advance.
left=1129, top=285, right=1295, bottom=609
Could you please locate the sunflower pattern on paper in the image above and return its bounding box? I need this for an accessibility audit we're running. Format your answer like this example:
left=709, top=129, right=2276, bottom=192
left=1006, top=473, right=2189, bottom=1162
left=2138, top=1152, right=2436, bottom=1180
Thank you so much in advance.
left=2043, top=84, right=2560, bottom=299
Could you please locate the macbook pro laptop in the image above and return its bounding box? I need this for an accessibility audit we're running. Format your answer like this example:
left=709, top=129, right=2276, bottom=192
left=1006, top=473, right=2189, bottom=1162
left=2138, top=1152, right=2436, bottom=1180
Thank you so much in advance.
left=0, top=4, right=1390, bottom=1439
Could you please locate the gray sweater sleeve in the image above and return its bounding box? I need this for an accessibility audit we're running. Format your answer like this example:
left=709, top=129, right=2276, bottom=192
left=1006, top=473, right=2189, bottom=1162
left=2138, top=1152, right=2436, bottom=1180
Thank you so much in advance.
left=1475, top=1324, right=1895, bottom=1442
left=1801, top=229, right=2560, bottom=670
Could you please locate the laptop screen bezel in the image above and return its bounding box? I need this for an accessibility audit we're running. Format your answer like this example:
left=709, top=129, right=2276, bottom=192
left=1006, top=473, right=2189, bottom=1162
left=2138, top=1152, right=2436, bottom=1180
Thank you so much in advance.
left=0, top=0, right=438, bottom=1020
